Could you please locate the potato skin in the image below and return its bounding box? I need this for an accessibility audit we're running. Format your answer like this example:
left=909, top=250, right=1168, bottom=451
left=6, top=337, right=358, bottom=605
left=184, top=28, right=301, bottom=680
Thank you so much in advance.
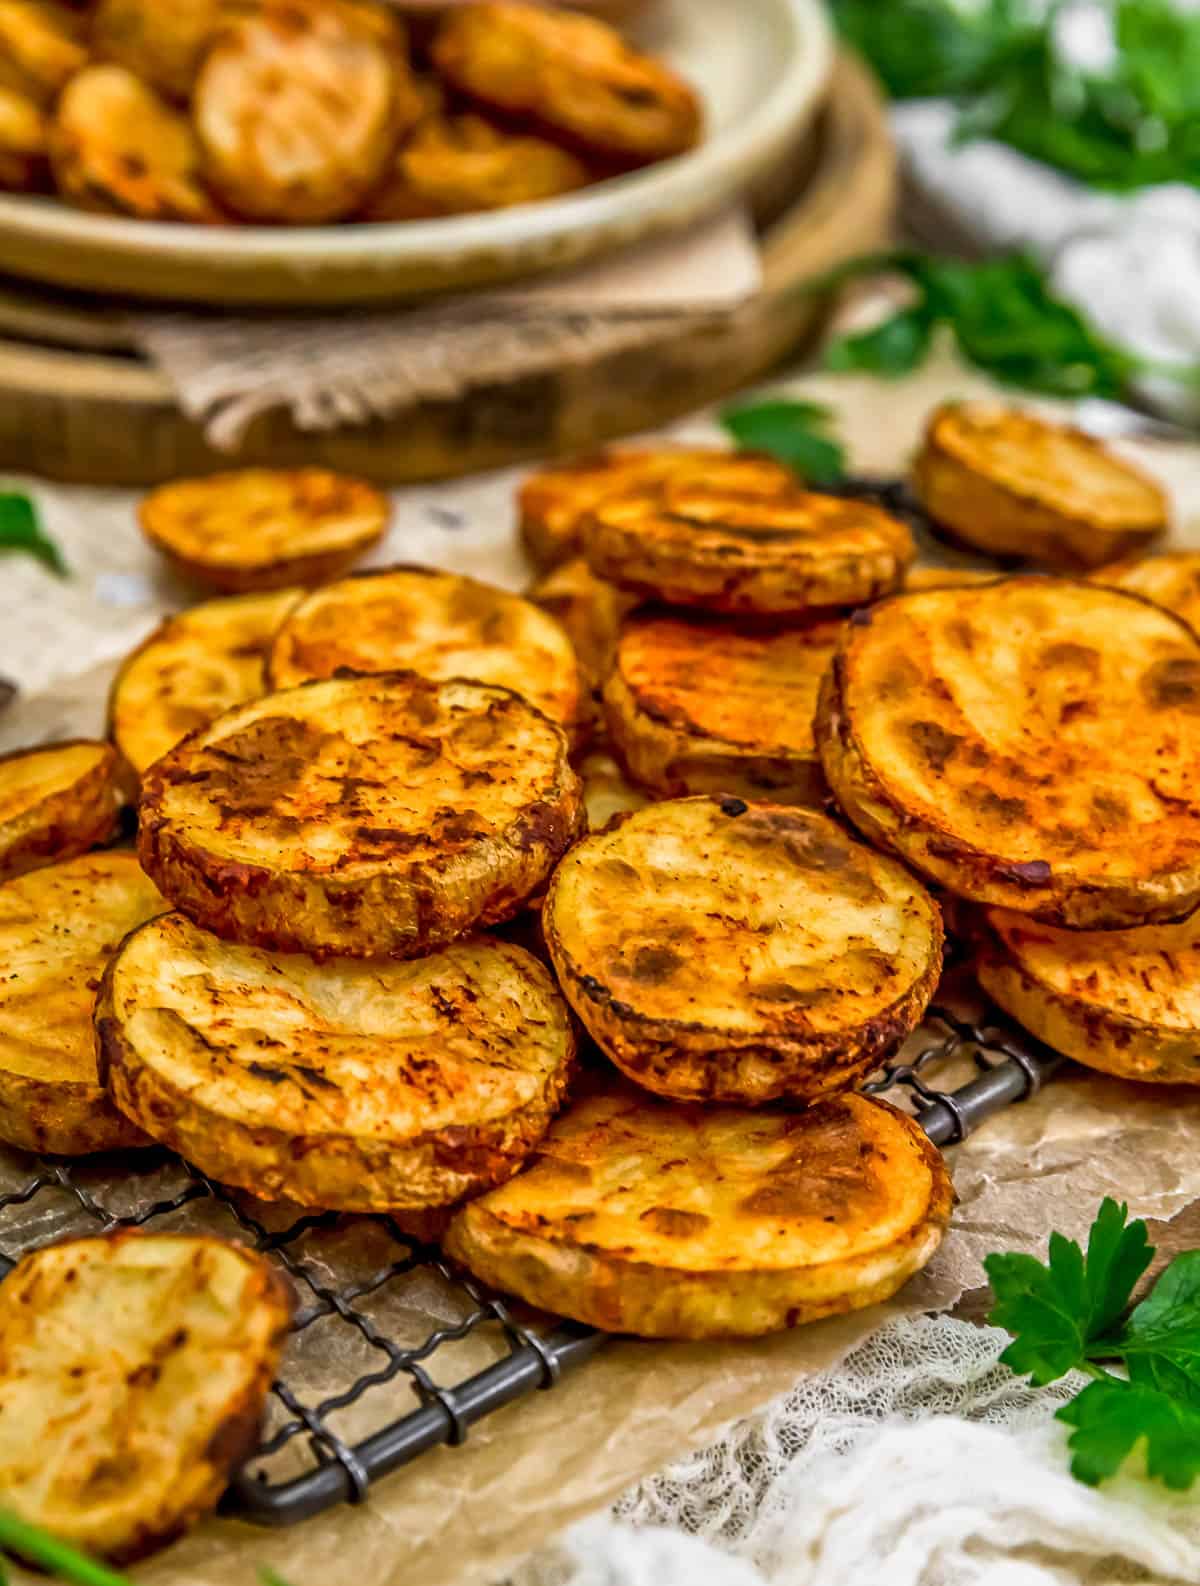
left=138, top=671, right=584, bottom=959
left=545, top=796, right=943, bottom=1105
left=98, top=914, right=577, bottom=1209
left=816, top=577, right=1200, bottom=929
left=446, top=1086, right=954, bottom=1339
left=0, top=739, right=120, bottom=884
left=913, top=403, right=1167, bottom=571
left=0, top=1231, right=290, bottom=1563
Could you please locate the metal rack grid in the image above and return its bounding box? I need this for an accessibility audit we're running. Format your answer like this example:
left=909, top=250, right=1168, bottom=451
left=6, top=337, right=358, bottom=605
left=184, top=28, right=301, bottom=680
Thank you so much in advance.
left=0, top=1002, right=1063, bottom=1529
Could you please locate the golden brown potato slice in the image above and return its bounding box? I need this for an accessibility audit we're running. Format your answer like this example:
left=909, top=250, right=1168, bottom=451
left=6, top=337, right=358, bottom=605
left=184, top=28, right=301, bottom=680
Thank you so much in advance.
left=904, top=566, right=1002, bottom=592
left=585, top=479, right=915, bottom=615
left=446, top=1083, right=953, bottom=1339
left=363, top=110, right=588, bottom=221
left=578, top=747, right=648, bottom=830
left=266, top=565, right=582, bottom=736
left=139, top=469, right=389, bottom=594
left=545, top=796, right=942, bottom=1105
left=913, top=403, right=1167, bottom=571
left=50, top=66, right=225, bottom=223
left=0, top=852, right=163, bottom=1155
left=99, top=914, right=576, bottom=1209
left=0, top=86, right=48, bottom=191
left=194, top=4, right=413, bottom=223
left=0, top=1, right=86, bottom=105
left=519, top=447, right=795, bottom=572
left=1091, top=550, right=1200, bottom=636
left=138, top=671, right=583, bottom=958
left=90, top=0, right=231, bottom=101
left=527, top=556, right=636, bottom=689
left=108, top=589, right=301, bottom=780
left=432, top=1, right=701, bottom=165
left=817, top=576, right=1200, bottom=928
left=605, top=608, right=839, bottom=804
left=0, top=740, right=120, bottom=883
left=0, top=1231, right=290, bottom=1563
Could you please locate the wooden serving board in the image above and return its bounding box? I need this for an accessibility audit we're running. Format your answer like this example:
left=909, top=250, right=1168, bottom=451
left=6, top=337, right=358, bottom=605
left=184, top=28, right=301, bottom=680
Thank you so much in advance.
left=0, top=54, right=893, bottom=487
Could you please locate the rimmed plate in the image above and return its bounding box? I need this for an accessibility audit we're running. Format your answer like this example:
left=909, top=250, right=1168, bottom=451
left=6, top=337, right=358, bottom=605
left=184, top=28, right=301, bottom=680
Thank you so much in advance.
left=0, top=0, right=833, bottom=307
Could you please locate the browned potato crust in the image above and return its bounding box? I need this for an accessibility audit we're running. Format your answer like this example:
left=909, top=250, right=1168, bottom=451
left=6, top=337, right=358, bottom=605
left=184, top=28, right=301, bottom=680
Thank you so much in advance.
left=50, top=66, right=225, bottom=223
left=108, top=589, right=302, bottom=779
left=585, top=478, right=915, bottom=616
left=99, top=913, right=576, bottom=1209
left=545, top=796, right=943, bottom=1105
left=193, top=3, right=413, bottom=223
left=913, top=403, right=1167, bottom=571
left=975, top=906, right=1200, bottom=1086
left=363, top=110, right=588, bottom=220
left=446, top=1084, right=954, bottom=1338
left=518, top=447, right=795, bottom=571
left=433, top=1, right=701, bottom=164
left=1091, top=551, right=1200, bottom=636
left=0, top=1, right=86, bottom=105
left=0, top=852, right=163, bottom=1155
left=0, top=1231, right=291, bottom=1563
left=605, top=607, right=840, bottom=804
left=138, top=671, right=584, bottom=958
left=817, top=576, right=1200, bottom=928
left=267, top=564, right=582, bottom=736
left=90, top=0, right=231, bottom=101
left=0, top=85, right=47, bottom=191
left=0, top=739, right=120, bottom=883
left=139, top=469, right=389, bottom=593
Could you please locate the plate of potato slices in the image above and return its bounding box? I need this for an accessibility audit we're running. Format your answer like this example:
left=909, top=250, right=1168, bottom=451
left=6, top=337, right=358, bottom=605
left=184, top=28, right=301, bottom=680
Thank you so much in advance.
left=0, top=0, right=832, bottom=304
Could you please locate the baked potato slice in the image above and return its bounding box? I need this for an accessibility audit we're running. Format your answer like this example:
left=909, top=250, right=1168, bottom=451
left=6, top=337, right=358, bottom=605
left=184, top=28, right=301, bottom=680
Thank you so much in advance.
left=1092, top=550, right=1200, bottom=636
left=578, top=748, right=648, bottom=830
left=0, top=1, right=86, bottom=105
left=138, top=671, right=583, bottom=958
left=193, top=3, right=413, bottom=223
left=0, top=86, right=48, bottom=191
left=266, top=565, right=582, bottom=738
left=108, top=588, right=302, bottom=780
left=90, top=0, right=231, bottom=101
left=0, top=852, right=163, bottom=1155
left=50, top=65, right=225, bottom=223
left=518, top=447, right=795, bottom=571
left=99, top=914, right=576, bottom=1209
left=584, top=479, right=915, bottom=615
left=545, top=796, right=943, bottom=1105
left=913, top=403, right=1167, bottom=571
left=975, top=906, right=1200, bottom=1086
left=604, top=607, right=839, bottom=804
left=0, top=739, right=120, bottom=883
left=432, top=1, right=701, bottom=165
left=527, top=556, right=635, bottom=689
left=139, top=468, right=389, bottom=594
left=817, top=576, right=1200, bottom=928
left=0, top=1231, right=290, bottom=1563
left=904, top=566, right=1003, bottom=592
left=446, top=1084, right=953, bottom=1339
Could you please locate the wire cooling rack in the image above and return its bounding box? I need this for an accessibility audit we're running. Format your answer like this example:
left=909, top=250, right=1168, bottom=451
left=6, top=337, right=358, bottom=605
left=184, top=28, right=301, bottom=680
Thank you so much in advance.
left=0, top=1000, right=1063, bottom=1528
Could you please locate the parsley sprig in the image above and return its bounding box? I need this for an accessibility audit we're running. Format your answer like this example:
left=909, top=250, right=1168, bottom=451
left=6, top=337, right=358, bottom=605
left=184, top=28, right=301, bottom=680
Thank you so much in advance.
left=988, top=1198, right=1200, bottom=1489
left=0, top=492, right=68, bottom=578
left=0, top=1508, right=293, bottom=1586
left=720, top=398, right=847, bottom=485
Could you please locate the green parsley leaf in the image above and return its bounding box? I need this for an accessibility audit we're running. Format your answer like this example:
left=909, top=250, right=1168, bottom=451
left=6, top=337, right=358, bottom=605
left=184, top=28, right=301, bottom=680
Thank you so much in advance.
left=0, top=493, right=68, bottom=579
left=0, top=1510, right=133, bottom=1586
left=1057, top=1378, right=1200, bottom=1490
left=720, top=398, right=846, bottom=486
left=1107, top=1250, right=1200, bottom=1405
left=825, top=306, right=934, bottom=379
left=259, top=1569, right=298, bottom=1586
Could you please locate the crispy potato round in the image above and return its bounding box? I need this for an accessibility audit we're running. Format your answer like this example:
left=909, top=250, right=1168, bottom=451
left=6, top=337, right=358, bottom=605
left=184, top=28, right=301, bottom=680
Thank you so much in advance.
left=913, top=403, right=1168, bottom=571
left=139, top=469, right=389, bottom=594
left=138, top=671, right=584, bottom=958
left=0, top=87, right=47, bottom=191
left=108, top=589, right=301, bottom=780
left=976, top=907, right=1200, bottom=1086
left=0, top=853, right=163, bottom=1155
left=446, top=1084, right=953, bottom=1339
left=527, top=556, right=635, bottom=692
left=519, top=447, right=795, bottom=571
left=605, top=608, right=839, bottom=804
left=193, top=4, right=411, bottom=223
left=99, top=913, right=576, bottom=1209
left=363, top=110, right=588, bottom=220
left=545, top=796, right=943, bottom=1105
left=585, top=479, right=916, bottom=615
left=0, top=1231, right=290, bottom=1563
left=817, top=576, right=1200, bottom=928
left=0, top=739, right=120, bottom=883
left=0, top=1, right=86, bottom=105
left=50, top=65, right=224, bottom=223
left=432, top=1, right=701, bottom=164
left=90, top=0, right=230, bottom=101
left=1092, top=551, right=1200, bottom=636
left=266, top=565, right=582, bottom=735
